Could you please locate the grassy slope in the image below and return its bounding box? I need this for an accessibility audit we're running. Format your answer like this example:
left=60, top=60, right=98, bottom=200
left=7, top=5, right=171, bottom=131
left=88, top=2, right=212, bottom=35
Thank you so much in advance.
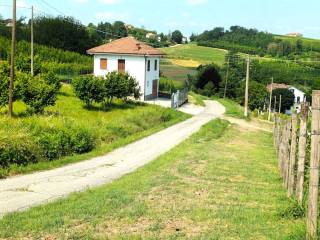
left=0, top=84, right=189, bottom=177
left=162, top=43, right=228, bottom=67
left=274, top=35, right=320, bottom=51
left=0, top=119, right=304, bottom=239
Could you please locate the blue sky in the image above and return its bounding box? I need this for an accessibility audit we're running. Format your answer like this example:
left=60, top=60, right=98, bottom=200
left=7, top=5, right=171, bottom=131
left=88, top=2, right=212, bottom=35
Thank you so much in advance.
left=1, top=0, right=320, bottom=39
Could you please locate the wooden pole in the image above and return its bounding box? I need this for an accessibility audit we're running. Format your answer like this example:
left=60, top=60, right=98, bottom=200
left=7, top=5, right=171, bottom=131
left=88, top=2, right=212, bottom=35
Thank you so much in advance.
left=31, top=5, right=34, bottom=76
left=307, top=91, right=320, bottom=240
left=274, top=95, right=277, bottom=113
left=244, top=57, right=250, bottom=118
left=223, top=57, right=230, bottom=99
left=284, top=120, right=292, bottom=188
left=268, top=77, right=274, bottom=121
left=8, top=0, right=16, bottom=117
left=288, top=113, right=298, bottom=197
left=279, top=95, right=282, bottom=114
left=296, top=102, right=308, bottom=204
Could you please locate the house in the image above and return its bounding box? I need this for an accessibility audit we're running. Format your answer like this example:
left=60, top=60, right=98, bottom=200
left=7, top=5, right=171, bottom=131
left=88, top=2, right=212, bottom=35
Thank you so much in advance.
left=286, top=32, right=303, bottom=38
left=146, top=33, right=156, bottom=39
left=0, top=19, right=13, bottom=27
left=267, top=83, right=305, bottom=113
left=87, top=37, right=165, bottom=100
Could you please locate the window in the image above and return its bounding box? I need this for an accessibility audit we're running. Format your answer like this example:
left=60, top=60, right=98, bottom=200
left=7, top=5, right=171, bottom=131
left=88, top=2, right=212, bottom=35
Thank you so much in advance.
left=147, top=60, right=151, bottom=71
left=118, top=59, right=125, bottom=73
left=154, top=60, right=158, bottom=71
left=100, top=58, right=107, bottom=70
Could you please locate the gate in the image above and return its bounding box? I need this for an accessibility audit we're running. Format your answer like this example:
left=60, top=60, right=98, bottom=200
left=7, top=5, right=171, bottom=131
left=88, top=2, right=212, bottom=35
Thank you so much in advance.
left=171, top=88, right=188, bottom=109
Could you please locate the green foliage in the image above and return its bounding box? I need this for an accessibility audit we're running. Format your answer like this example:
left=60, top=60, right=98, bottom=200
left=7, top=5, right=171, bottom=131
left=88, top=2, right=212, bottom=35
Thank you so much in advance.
left=278, top=198, right=305, bottom=219
left=272, top=88, right=295, bottom=113
left=237, top=81, right=268, bottom=111
left=73, top=72, right=141, bottom=107
left=171, top=30, right=183, bottom=44
left=113, top=21, right=128, bottom=39
left=72, top=75, right=106, bottom=106
left=0, top=61, right=10, bottom=107
left=159, top=77, right=177, bottom=94
left=18, top=73, right=58, bottom=114
left=190, top=64, right=222, bottom=96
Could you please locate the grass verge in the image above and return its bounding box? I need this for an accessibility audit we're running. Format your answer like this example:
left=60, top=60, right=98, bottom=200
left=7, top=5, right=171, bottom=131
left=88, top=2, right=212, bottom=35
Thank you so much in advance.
left=0, top=84, right=190, bottom=177
left=0, top=119, right=304, bottom=239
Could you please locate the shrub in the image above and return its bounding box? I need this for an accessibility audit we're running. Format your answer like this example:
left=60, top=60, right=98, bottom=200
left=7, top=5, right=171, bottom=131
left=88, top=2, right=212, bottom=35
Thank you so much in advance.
left=72, top=75, right=105, bottom=106
left=0, top=61, right=10, bottom=107
left=70, top=127, right=96, bottom=153
left=18, top=72, right=57, bottom=113
left=42, top=71, right=61, bottom=92
left=104, top=71, right=141, bottom=103
left=0, top=136, right=39, bottom=167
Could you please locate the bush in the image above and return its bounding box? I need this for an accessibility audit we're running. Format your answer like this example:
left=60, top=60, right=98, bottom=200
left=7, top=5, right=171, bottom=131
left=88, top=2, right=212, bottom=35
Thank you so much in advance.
left=70, top=127, right=96, bottom=153
left=0, top=136, right=39, bottom=167
left=104, top=71, right=141, bottom=103
left=72, top=75, right=105, bottom=106
left=0, top=61, right=10, bottom=107
left=18, top=72, right=58, bottom=113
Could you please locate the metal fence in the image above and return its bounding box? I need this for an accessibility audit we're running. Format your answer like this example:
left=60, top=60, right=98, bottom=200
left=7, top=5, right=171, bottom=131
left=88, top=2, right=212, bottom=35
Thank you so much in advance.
left=171, top=88, right=188, bottom=109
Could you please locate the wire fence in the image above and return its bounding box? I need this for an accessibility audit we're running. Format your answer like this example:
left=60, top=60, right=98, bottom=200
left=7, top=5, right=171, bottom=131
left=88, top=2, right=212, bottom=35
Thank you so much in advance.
left=273, top=92, right=320, bottom=239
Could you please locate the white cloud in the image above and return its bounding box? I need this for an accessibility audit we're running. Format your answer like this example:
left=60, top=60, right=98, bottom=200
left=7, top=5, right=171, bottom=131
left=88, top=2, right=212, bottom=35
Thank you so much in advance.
left=17, top=0, right=28, bottom=8
left=186, top=0, right=207, bottom=6
left=96, top=11, right=128, bottom=21
left=98, top=0, right=121, bottom=4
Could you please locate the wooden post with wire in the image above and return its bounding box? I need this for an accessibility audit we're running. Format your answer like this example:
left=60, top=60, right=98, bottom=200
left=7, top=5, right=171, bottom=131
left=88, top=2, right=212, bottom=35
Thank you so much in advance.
left=279, top=95, right=282, bottom=114
left=244, top=57, right=250, bottom=118
left=288, top=112, right=297, bottom=197
left=296, top=102, right=309, bottom=204
left=8, top=0, right=16, bottom=117
left=268, top=77, right=274, bottom=121
left=31, top=5, right=34, bottom=76
left=223, top=57, right=230, bottom=99
left=307, top=91, right=320, bottom=240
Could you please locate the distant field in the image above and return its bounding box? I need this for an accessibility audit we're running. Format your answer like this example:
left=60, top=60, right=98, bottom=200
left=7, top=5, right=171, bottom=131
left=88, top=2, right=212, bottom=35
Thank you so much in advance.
left=274, top=35, right=320, bottom=52
left=161, top=63, right=196, bottom=82
left=162, top=44, right=228, bottom=66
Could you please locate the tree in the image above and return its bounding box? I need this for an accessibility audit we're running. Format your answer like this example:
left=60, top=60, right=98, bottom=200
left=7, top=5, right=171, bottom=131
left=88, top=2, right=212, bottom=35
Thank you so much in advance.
left=191, top=64, right=222, bottom=96
left=272, top=88, right=295, bottom=113
left=171, top=30, right=183, bottom=44
left=237, top=81, right=268, bottom=110
left=113, top=21, right=128, bottom=39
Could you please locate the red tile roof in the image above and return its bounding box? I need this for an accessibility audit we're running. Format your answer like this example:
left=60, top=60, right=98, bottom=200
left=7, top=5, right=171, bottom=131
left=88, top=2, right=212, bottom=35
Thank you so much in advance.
left=87, top=37, right=165, bottom=56
left=266, top=83, right=290, bottom=92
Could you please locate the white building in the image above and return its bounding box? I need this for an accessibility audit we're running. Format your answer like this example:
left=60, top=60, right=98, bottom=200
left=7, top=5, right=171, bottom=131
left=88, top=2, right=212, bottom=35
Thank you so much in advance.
left=87, top=37, right=165, bottom=100
left=267, top=83, right=305, bottom=114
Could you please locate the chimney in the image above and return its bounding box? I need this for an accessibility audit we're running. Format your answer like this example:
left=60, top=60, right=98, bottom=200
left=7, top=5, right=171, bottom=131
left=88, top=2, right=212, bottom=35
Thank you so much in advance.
left=136, top=43, right=141, bottom=50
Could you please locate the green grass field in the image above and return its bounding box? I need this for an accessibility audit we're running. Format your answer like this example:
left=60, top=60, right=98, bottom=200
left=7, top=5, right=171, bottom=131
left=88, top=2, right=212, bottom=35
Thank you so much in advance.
left=162, top=43, right=228, bottom=66
left=0, top=84, right=189, bottom=177
left=0, top=119, right=304, bottom=239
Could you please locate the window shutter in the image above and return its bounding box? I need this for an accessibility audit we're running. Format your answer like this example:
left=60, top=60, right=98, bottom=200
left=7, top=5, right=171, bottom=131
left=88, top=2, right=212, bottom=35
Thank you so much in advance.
left=100, top=58, right=107, bottom=70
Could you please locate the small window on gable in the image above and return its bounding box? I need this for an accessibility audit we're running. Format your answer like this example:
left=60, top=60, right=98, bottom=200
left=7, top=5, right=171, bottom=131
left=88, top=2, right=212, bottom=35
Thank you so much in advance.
left=154, top=60, right=158, bottom=71
left=100, top=58, right=107, bottom=70
left=147, top=60, right=151, bottom=72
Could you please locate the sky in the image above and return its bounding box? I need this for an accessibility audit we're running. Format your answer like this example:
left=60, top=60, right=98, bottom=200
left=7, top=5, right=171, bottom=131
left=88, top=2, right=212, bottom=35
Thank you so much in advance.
left=1, top=0, right=320, bottom=39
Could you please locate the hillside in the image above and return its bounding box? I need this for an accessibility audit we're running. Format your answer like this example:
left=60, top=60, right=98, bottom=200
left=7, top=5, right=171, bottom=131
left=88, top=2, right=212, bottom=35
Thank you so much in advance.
left=0, top=36, right=92, bottom=79
left=274, top=35, right=320, bottom=53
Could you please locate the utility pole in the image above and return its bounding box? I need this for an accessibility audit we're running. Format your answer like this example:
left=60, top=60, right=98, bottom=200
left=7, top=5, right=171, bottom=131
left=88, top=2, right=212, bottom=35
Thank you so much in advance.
left=268, top=77, right=274, bottom=121
left=244, top=57, right=250, bottom=118
left=8, top=0, right=16, bottom=117
left=278, top=95, right=282, bottom=114
left=223, top=57, right=230, bottom=99
left=31, top=5, right=34, bottom=76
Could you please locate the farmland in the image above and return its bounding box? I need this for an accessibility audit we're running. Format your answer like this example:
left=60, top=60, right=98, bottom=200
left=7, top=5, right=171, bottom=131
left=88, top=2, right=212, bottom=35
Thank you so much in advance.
left=162, top=43, right=227, bottom=67
left=0, top=84, right=189, bottom=177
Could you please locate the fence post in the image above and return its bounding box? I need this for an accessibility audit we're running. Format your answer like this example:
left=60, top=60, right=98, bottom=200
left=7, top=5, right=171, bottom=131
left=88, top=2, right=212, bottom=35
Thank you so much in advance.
left=284, top=120, right=292, bottom=188
left=296, top=102, right=309, bottom=204
left=307, top=91, right=320, bottom=240
left=288, top=113, right=298, bottom=197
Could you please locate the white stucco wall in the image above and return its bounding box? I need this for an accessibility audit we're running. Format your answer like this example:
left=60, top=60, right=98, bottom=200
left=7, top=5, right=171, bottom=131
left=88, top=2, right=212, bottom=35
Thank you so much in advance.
left=92, top=54, right=160, bottom=99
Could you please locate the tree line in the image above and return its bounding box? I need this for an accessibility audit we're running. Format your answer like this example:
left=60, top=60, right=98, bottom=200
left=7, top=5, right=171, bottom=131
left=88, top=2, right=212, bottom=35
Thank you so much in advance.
left=0, top=15, right=185, bottom=54
left=191, top=26, right=320, bottom=61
